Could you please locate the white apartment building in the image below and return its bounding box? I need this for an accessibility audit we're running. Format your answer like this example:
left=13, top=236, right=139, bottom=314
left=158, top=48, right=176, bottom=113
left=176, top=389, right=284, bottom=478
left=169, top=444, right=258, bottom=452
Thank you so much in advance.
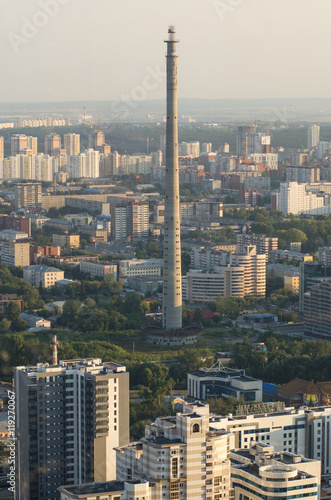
left=187, top=246, right=266, bottom=303
left=250, top=153, right=278, bottom=170
left=317, top=141, right=331, bottom=159
left=116, top=403, right=233, bottom=500
left=209, top=405, right=331, bottom=475
left=178, top=141, right=200, bottom=158
left=188, top=366, right=263, bottom=402
left=186, top=266, right=245, bottom=303
left=64, top=133, right=80, bottom=156
left=15, top=359, right=129, bottom=500
left=307, top=124, right=320, bottom=148
left=23, top=264, right=64, bottom=288
left=279, top=182, right=325, bottom=216
left=34, top=154, right=59, bottom=182
left=79, top=260, right=117, bottom=280
left=67, top=149, right=100, bottom=178
left=118, top=258, right=163, bottom=284
left=231, top=443, right=320, bottom=500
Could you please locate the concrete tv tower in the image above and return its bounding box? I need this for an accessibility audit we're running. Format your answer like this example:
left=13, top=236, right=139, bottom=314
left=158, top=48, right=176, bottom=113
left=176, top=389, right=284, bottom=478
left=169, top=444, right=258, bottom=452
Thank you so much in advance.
left=162, top=27, right=182, bottom=330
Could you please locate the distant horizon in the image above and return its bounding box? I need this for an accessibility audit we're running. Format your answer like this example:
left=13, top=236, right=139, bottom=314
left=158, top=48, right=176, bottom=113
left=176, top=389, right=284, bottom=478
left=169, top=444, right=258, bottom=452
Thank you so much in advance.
left=2, top=97, right=331, bottom=105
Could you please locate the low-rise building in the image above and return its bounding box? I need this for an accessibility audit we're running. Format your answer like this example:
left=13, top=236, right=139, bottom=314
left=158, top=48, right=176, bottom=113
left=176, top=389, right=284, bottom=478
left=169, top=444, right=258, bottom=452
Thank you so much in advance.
left=23, top=265, right=64, bottom=288
left=188, top=366, right=263, bottom=402
left=20, top=312, right=51, bottom=330
left=79, top=260, right=117, bottom=280
left=52, top=233, right=80, bottom=248
left=0, top=294, right=24, bottom=314
left=59, top=480, right=153, bottom=500
left=118, top=259, right=163, bottom=284
left=30, top=245, right=61, bottom=264
left=274, top=378, right=331, bottom=406
left=269, top=249, right=313, bottom=263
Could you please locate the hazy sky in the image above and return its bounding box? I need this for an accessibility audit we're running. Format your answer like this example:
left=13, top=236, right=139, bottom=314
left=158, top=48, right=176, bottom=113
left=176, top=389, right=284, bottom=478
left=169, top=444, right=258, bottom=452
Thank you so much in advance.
left=1, top=0, right=330, bottom=103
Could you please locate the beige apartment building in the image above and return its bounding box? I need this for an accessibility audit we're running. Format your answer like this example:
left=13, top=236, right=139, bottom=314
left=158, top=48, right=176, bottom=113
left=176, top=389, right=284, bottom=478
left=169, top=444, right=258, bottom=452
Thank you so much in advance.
left=116, top=403, right=233, bottom=500
left=23, top=265, right=64, bottom=288
left=0, top=240, right=30, bottom=267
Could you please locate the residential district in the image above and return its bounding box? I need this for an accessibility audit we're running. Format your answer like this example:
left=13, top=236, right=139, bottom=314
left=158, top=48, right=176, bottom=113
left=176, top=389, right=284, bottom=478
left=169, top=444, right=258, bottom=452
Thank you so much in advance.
left=1, top=31, right=331, bottom=500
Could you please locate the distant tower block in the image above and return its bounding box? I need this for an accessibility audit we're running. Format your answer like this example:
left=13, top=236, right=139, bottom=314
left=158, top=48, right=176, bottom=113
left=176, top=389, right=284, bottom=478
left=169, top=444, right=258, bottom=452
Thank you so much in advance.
left=162, top=27, right=182, bottom=330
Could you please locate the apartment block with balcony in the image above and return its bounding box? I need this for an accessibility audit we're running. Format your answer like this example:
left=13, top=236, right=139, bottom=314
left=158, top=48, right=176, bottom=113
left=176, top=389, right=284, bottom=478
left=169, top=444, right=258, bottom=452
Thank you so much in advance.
left=15, top=359, right=129, bottom=500
left=116, top=403, right=233, bottom=500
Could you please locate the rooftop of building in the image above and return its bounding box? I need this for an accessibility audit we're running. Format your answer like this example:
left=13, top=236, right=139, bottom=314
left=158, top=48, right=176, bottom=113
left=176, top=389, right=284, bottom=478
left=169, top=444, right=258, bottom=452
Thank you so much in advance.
left=275, top=378, right=331, bottom=397
left=23, top=264, right=63, bottom=272
left=145, top=436, right=182, bottom=445
left=231, top=444, right=318, bottom=479
left=16, top=358, right=126, bottom=374
left=58, top=481, right=127, bottom=496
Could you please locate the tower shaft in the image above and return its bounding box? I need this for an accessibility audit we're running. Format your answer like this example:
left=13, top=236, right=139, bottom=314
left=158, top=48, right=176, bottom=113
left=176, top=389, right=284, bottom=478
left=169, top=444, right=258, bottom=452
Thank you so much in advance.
left=162, top=27, right=182, bottom=330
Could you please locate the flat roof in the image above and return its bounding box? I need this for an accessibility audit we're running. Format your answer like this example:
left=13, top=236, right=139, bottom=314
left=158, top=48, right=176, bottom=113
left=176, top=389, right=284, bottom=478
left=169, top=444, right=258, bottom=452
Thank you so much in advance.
left=59, top=481, right=126, bottom=496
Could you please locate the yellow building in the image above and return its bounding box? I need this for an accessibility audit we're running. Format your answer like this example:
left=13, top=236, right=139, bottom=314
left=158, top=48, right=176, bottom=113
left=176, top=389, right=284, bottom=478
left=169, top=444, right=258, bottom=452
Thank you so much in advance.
left=52, top=233, right=80, bottom=248
left=284, top=274, right=300, bottom=293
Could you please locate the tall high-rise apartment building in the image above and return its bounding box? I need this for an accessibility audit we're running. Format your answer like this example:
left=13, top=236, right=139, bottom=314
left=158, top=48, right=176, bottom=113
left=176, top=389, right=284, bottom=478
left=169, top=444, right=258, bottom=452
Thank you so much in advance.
left=14, top=182, right=42, bottom=210
left=237, top=125, right=255, bottom=156
left=237, top=233, right=278, bottom=262
left=304, top=278, right=331, bottom=339
left=307, top=124, right=320, bottom=148
left=248, top=131, right=271, bottom=154
left=0, top=136, right=3, bottom=158
left=67, top=149, right=100, bottom=178
left=11, top=134, right=38, bottom=155
left=299, top=261, right=331, bottom=311
left=178, top=141, right=200, bottom=157
left=64, top=133, right=80, bottom=156
left=162, top=27, right=182, bottom=330
left=15, top=358, right=129, bottom=500
left=109, top=199, right=149, bottom=241
left=116, top=403, right=232, bottom=500
left=88, top=130, right=105, bottom=149
left=44, top=133, right=61, bottom=155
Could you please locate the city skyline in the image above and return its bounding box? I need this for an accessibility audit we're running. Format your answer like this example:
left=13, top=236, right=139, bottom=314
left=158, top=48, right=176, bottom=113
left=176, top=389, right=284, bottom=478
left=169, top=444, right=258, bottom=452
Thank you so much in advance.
left=1, top=0, right=331, bottom=103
